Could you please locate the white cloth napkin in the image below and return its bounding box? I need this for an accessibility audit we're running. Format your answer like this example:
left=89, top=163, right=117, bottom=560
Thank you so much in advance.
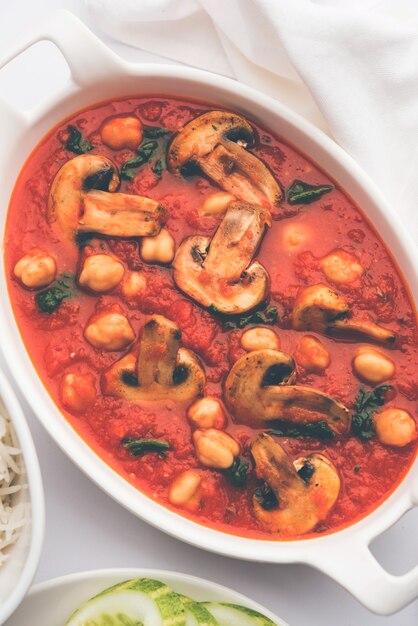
left=87, top=0, right=418, bottom=241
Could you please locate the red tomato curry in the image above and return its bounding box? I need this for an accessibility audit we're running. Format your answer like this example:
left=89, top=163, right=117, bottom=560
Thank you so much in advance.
left=4, top=96, right=418, bottom=539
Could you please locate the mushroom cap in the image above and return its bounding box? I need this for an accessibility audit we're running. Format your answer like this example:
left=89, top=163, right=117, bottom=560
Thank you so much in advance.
left=49, top=154, right=118, bottom=240
left=292, top=284, right=349, bottom=332
left=167, top=110, right=282, bottom=209
left=292, top=283, right=396, bottom=345
left=168, top=111, right=255, bottom=175
left=252, top=433, right=340, bottom=535
left=224, top=349, right=351, bottom=434
left=173, top=234, right=269, bottom=314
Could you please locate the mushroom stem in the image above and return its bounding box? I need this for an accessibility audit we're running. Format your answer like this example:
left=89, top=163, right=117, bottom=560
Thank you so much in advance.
left=137, top=315, right=181, bottom=387
left=330, top=318, right=396, bottom=344
left=203, top=202, right=271, bottom=280
left=81, top=191, right=164, bottom=237
left=262, top=385, right=350, bottom=433
left=102, top=315, right=205, bottom=403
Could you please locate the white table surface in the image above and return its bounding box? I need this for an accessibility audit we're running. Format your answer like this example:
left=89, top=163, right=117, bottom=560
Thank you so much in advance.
left=0, top=1, right=417, bottom=625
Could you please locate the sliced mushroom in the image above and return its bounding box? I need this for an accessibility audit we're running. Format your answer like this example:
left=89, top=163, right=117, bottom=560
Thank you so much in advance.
left=173, top=202, right=270, bottom=314
left=224, top=349, right=350, bottom=435
left=292, top=284, right=396, bottom=345
left=252, top=433, right=340, bottom=535
left=102, top=314, right=205, bottom=403
left=48, top=154, right=165, bottom=244
left=167, top=111, right=282, bottom=209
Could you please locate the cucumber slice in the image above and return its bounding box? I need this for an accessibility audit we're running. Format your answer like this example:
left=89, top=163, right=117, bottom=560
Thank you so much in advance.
left=202, top=602, right=278, bottom=626
left=65, top=578, right=186, bottom=626
left=180, top=596, right=218, bottom=626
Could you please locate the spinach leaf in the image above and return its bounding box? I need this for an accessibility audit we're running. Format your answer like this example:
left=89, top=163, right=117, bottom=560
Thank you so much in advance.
left=143, top=126, right=171, bottom=139
left=352, top=385, right=393, bottom=440
left=209, top=303, right=278, bottom=331
left=122, top=437, right=171, bottom=457
left=267, top=420, right=335, bottom=440
left=35, top=287, right=69, bottom=314
left=152, top=157, right=166, bottom=180
left=223, top=457, right=249, bottom=487
left=65, top=125, right=94, bottom=155
left=35, top=272, right=75, bottom=314
left=287, top=180, right=334, bottom=205
left=120, top=141, right=158, bottom=180
left=254, top=482, right=278, bottom=510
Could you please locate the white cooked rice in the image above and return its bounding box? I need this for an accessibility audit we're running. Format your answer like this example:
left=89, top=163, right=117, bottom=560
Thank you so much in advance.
left=0, top=404, right=30, bottom=564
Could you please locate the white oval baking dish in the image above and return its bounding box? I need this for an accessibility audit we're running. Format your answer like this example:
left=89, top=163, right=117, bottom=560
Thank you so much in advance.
left=0, top=10, right=417, bottom=615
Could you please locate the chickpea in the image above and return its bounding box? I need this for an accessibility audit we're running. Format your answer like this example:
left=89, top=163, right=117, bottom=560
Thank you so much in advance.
left=14, top=249, right=56, bottom=288
left=168, top=470, right=202, bottom=510
left=281, top=222, right=311, bottom=252
left=193, top=428, right=240, bottom=469
left=84, top=312, right=135, bottom=351
left=353, top=347, right=395, bottom=385
left=241, top=327, right=280, bottom=352
left=121, top=271, right=147, bottom=298
left=321, top=249, right=364, bottom=284
left=187, top=397, right=226, bottom=430
left=100, top=115, right=143, bottom=150
left=374, top=408, right=417, bottom=447
left=294, top=335, right=330, bottom=373
left=60, top=372, right=96, bottom=413
left=79, top=254, right=124, bottom=292
left=200, top=192, right=235, bottom=216
left=140, top=228, right=175, bottom=264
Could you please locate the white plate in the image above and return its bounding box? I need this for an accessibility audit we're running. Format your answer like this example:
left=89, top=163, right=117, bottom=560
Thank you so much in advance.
left=0, top=370, right=44, bottom=625
left=5, top=568, right=288, bottom=626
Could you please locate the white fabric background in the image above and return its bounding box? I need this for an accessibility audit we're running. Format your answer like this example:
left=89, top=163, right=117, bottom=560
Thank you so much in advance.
left=0, top=1, right=417, bottom=625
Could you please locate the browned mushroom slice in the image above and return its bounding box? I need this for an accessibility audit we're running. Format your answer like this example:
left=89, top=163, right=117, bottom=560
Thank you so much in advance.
left=292, top=284, right=396, bottom=345
left=48, top=154, right=165, bottom=244
left=102, top=314, right=205, bottom=403
left=173, top=203, right=270, bottom=315
left=203, top=202, right=271, bottom=281
left=251, top=434, right=340, bottom=535
left=224, top=349, right=351, bottom=435
left=167, top=111, right=282, bottom=209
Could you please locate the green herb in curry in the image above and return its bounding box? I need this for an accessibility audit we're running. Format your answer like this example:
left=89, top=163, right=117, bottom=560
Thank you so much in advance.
left=120, top=141, right=158, bottom=180
left=351, top=385, right=393, bottom=440
left=223, top=457, right=249, bottom=487
left=35, top=272, right=76, bottom=314
left=64, top=125, right=94, bottom=155
left=209, top=303, right=278, bottom=331
left=287, top=179, right=334, bottom=205
left=122, top=437, right=171, bottom=458
left=142, top=126, right=171, bottom=139
left=267, top=420, right=335, bottom=440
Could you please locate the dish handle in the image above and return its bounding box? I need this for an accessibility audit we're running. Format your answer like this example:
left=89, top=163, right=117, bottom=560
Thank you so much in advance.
left=316, top=498, right=418, bottom=614
left=0, top=9, right=121, bottom=104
